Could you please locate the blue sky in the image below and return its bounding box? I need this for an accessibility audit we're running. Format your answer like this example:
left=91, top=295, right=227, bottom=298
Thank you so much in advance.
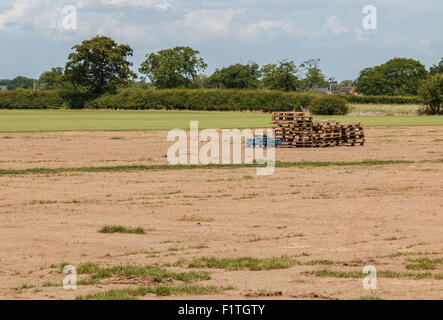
left=0, top=0, right=441, bottom=81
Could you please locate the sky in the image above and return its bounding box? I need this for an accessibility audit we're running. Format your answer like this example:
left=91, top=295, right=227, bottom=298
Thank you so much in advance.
left=0, top=0, right=441, bottom=82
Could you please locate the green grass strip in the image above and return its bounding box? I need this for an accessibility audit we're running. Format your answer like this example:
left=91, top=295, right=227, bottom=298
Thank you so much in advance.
left=0, top=160, right=414, bottom=176
left=76, top=284, right=229, bottom=300
left=77, top=262, right=211, bottom=283
left=313, top=269, right=433, bottom=279
left=99, top=225, right=146, bottom=235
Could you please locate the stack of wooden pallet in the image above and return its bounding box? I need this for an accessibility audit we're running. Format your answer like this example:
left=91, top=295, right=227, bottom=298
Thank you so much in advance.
left=271, top=112, right=365, bottom=148
left=312, top=120, right=342, bottom=147
left=272, top=112, right=313, bottom=148
left=340, top=122, right=365, bottom=146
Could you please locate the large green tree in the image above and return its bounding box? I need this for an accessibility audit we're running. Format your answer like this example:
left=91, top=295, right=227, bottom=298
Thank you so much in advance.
left=355, top=58, right=428, bottom=95
left=7, top=76, right=35, bottom=90
left=299, top=58, right=328, bottom=89
left=208, top=62, right=260, bottom=89
left=418, top=73, right=442, bottom=114
left=39, top=67, right=64, bottom=89
left=261, top=59, right=299, bottom=91
left=64, top=36, right=136, bottom=95
left=430, top=57, right=443, bottom=75
left=139, top=46, right=207, bottom=89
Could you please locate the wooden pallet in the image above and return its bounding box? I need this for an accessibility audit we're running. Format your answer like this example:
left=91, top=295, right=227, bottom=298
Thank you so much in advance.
left=271, top=113, right=365, bottom=148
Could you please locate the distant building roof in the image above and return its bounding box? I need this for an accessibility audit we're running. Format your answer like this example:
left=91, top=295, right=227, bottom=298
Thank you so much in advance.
left=311, top=88, right=330, bottom=94
left=0, top=85, right=7, bottom=91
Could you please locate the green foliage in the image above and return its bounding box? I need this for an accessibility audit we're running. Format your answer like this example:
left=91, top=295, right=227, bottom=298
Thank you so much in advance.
left=261, top=59, right=299, bottom=91
left=207, top=62, right=260, bottom=89
left=99, top=225, right=146, bottom=234
left=64, top=36, right=137, bottom=95
left=299, top=58, right=329, bottom=89
left=418, top=73, right=443, bottom=115
left=76, top=262, right=210, bottom=283
left=429, top=57, right=443, bottom=75
left=39, top=67, right=64, bottom=89
left=59, top=86, right=92, bottom=109
left=86, top=88, right=317, bottom=111
left=76, top=285, right=226, bottom=300
left=344, top=94, right=422, bottom=104
left=7, top=76, right=36, bottom=90
left=309, top=95, right=349, bottom=115
left=355, top=58, right=429, bottom=95
left=185, top=256, right=298, bottom=271
left=139, top=46, right=207, bottom=89
left=0, top=89, right=64, bottom=109
left=0, top=79, right=9, bottom=86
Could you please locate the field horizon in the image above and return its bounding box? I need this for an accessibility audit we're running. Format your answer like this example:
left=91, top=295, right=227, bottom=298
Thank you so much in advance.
left=1, top=109, right=443, bottom=132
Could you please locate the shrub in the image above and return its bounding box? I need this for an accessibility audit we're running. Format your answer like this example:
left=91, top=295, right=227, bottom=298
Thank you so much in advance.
left=418, top=74, right=443, bottom=115
left=309, top=95, right=349, bottom=115
left=85, top=88, right=320, bottom=112
left=344, top=95, right=423, bottom=104
left=58, top=88, right=93, bottom=109
left=0, top=89, right=65, bottom=109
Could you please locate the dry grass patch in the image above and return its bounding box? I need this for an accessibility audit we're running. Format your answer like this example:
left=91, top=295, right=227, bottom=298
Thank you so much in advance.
left=179, top=215, right=214, bottom=222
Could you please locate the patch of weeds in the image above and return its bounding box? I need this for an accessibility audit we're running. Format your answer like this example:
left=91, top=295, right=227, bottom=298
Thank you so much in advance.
left=242, top=175, right=254, bottom=180
left=248, top=232, right=304, bottom=243
left=58, top=262, right=71, bottom=272
left=233, top=193, right=259, bottom=200
left=405, top=242, right=429, bottom=249
left=384, top=237, right=398, bottom=241
left=110, top=137, right=124, bottom=140
left=188, top=244, right=208, bottom=250
left=166, top=190, right=182, bottom=195
left=99, top=225, right=146, bottom=235
left=0, top=160, right=415, bottom=176
left=302, top=260, right=335, bottom=266
left=434, top=273, right=443, bottom=280
left=77, top=262, right=101, bottom=274
left=76, top=284, right=232, bottom=300
left=185, top=256, right=298, bottom=271
left=179, top=215, right=214, bottom=222
left=405, top=258, right=443, bottom=271
left=358, top=295, right=384, bottom=300
left=25, top=200, right=58, bottom=205
left=12, top=283, right=35, bottom=291
left=42, top=281, right=60, bottom=287
left=312, top=269, right=432, bottom=279
left=77, top=262, right=210, bottom=283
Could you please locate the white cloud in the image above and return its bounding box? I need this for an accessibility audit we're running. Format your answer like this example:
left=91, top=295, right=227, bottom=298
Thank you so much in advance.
left=177, top=9, right=241, bottom=37
left=100, top=0, right=172, bottom=10
left=323, top=16, right=348, bottom=35
left=353, top=27, right=370, bottom=41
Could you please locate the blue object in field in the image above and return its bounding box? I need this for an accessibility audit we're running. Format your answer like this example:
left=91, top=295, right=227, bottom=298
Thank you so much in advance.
left=246, top=134, right=282, bottom=148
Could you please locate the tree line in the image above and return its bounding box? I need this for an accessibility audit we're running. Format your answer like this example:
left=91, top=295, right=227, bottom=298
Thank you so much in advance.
left=1, top=36, right=442, bottom=113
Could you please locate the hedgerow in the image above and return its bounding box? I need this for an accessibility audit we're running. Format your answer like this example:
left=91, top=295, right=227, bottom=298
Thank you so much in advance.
left=85, top=88, right=317, bottom=112
left=0, top=89, right=65, bottom=109
left=0, top=88, right=423, bottom=114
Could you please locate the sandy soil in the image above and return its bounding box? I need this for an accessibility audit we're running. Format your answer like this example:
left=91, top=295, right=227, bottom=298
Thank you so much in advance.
left=1, top=126, right=443, bottom=169
left=0, top=126, right=442, bottom=300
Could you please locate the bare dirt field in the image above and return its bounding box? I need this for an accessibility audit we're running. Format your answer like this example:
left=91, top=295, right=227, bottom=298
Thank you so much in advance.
left=0, top=126, right=442, bottom=300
